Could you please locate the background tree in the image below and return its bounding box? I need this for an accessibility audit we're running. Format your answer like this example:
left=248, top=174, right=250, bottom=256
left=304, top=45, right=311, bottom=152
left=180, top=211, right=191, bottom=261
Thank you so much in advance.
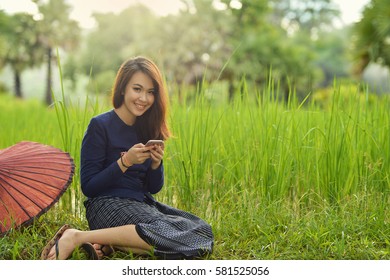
left=78, top=2, right=233, bottom=99
left=353, top=0, right=390, bottom=77
left=269, top=0, right=340, bottom=35
left=33, top=0, right=80, bottom=105
left=313, top=27, right=351, bottom=87
left=0, top=11, right=8, bottom=69
left=154, top=0, right=234, bottom=88
left=0, top=11, right=10, bottom=93
left=78, top=5, right=157, bottom=94
left=0, top=13, right=43, bottom=98
left=219, top=0, right=320, bottom=101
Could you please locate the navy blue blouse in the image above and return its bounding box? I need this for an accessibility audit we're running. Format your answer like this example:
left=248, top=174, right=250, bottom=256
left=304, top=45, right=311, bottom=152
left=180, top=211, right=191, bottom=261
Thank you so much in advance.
left=80, top=110, right=164, bottom=201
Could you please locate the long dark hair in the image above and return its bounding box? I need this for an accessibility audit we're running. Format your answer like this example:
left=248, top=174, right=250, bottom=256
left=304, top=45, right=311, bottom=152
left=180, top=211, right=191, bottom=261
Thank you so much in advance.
left=112, top=56, right=171, bottom=143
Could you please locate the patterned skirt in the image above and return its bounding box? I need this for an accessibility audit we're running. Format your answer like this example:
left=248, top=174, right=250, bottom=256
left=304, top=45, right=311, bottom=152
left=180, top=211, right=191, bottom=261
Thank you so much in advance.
left=84, top=195, right=214, bottom=259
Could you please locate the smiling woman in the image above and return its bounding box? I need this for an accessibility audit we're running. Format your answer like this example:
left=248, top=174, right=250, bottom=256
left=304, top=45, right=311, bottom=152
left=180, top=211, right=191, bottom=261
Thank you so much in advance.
left=111, top=57, right=170, bottom=144
left=40, top=56, right=214, bottom=260
left=114, top=71, right=156, bottom=125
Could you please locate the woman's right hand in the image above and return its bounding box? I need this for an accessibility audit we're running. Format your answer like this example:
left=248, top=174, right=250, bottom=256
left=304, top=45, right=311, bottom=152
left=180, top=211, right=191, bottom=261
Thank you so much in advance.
left=124, top=143, right=151, bottom=166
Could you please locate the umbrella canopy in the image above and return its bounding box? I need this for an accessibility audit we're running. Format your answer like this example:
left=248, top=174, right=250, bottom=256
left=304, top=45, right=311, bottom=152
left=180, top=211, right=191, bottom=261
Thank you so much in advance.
left=0, top=141, right=74, bottom=235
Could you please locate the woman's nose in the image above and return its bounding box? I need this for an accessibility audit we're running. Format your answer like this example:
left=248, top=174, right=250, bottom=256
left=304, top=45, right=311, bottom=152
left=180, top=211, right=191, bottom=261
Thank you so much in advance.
left=139, top=91, right=147, bottom=101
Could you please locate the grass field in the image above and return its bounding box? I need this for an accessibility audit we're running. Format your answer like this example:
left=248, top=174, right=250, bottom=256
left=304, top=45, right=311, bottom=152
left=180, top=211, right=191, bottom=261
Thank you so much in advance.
left=0, top=80, right=389, bottom=260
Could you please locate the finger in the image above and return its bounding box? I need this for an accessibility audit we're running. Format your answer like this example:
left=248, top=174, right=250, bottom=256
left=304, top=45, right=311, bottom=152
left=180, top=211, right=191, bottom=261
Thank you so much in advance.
left=133, top=143, right=145, bottom=149
left=151, top=153, right=163, bottom=163
left=150, top=155, right=161, bottom=164
left=139, top=151, right=151, bottom=159
left=150, top=154, right=160, bottom=162
left=150, top=147, right=163, bottom=156
left=152, top=145, right=163, bottom=154
left=133, top=147, right=149, bottom=154
left=143, top=146, right=154, bottom=153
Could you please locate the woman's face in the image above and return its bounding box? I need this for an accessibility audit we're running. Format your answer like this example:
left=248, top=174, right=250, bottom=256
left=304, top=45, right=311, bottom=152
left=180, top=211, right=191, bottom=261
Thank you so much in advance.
left=122, top=71, right=155, bottom=121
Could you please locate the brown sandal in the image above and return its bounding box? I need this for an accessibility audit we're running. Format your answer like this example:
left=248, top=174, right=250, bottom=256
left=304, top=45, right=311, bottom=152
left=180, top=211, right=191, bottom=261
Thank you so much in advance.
left=80, top=242, right=99, bottom=260
left=82, top=244, right=114, bottom=260
left=41, top=224, right=71, bottom=260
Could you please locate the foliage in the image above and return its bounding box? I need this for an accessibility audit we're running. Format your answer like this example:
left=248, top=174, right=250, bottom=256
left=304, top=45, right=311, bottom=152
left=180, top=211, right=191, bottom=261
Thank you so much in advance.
left=69, top=0, right=348, bottom=102
left=0, top=12, right=43, bottom=98
left=0, top=11, right=9, bottom=69
left=353, top=0, right=390, bottom=76
left=312, top=27, right=351, bottom=86
left=32, top=0, right=81, bottom=105
left=269, top=0, right=340, bottom=34
left=312, top=80, right=377, bottom=108
left=0, top=0, right=80, bottom=103
left=221, top=0, right=321, bottom=100
left=154, top=1, right=234, bottom=85
left=78, top=5, right=156, bottom=76
left=77, top=2, right=233, bottom=91
left=85, top=70, right=116, bottom=95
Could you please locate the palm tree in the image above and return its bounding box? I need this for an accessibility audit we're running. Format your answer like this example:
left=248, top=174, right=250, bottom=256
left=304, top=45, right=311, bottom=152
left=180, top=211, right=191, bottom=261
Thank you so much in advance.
left=0, top=13, right=43, bottom=98
left=33, top=0, right=80, bottom=105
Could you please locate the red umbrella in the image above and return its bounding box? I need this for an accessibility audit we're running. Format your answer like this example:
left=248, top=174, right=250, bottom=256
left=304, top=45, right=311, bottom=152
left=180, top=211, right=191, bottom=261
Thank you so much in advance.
left=0, top=141, right=74, bottom=235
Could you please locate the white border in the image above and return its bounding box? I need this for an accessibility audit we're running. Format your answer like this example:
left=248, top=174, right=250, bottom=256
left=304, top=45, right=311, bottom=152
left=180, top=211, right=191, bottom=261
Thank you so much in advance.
left=0, top=260, right=389, bottom=280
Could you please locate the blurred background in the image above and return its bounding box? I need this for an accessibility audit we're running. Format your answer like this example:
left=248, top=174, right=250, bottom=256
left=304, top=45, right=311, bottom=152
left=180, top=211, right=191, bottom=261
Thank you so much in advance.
left=0, top=0, right=389, bottom=105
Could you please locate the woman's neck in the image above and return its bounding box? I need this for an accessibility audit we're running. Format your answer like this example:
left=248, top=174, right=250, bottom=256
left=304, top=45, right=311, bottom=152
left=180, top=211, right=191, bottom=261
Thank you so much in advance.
left=114, top=106, right=136, bottom=126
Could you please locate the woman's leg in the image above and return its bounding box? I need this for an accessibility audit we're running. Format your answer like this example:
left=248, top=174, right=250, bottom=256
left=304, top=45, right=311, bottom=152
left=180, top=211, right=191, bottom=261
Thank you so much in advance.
left=45, top=224, right=152, bottom=260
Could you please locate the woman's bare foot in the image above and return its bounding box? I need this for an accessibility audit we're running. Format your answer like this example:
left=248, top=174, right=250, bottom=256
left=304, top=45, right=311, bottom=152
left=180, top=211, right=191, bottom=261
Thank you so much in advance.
left=92, top=244, right=114, bottom=259
left=46, top=229, right=79, bottom=260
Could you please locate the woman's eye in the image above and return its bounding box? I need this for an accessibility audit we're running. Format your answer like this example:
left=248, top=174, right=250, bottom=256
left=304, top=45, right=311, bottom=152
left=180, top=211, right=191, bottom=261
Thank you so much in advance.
left=134, top=87, right=141, bottom=92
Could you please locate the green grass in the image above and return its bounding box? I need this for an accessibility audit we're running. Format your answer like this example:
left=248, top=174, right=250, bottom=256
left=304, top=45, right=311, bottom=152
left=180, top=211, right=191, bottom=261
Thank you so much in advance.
left=0, top=79, right=389, bottom=260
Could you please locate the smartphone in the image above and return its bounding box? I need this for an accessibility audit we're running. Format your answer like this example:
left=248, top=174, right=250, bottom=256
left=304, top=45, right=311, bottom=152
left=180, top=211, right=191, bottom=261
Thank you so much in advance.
left=145, top=140, right=164, bottom=148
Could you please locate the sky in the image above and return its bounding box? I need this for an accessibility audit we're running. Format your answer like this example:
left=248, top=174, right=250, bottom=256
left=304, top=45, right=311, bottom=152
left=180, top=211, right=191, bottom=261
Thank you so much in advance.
left=0, top=0, right=370, bottom=29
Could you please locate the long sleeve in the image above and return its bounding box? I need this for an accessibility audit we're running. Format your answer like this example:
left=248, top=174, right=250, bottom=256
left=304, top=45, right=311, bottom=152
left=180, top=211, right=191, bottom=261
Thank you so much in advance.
left=80, top=117, right=123, bottom=197
left=145, top=163, right=164, bottom=194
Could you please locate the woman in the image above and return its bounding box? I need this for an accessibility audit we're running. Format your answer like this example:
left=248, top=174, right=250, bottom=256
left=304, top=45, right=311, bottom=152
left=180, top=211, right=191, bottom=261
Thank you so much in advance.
left=41, top=56, right=214, bottom=260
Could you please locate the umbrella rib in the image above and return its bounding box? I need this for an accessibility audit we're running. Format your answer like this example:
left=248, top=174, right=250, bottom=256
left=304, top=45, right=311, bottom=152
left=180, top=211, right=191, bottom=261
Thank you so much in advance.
left=1, top=160, right=72, bottom=170
left=3, top=155, right=71, bottom=162
left=2, top=154, right=71, bottom=163
left=0, top=175, right=57, bottom=200
left=0, top=172, right=68, bottom=194
left=0, top=179, right=34, bottom=220
left=3, top=148, right=68, bottom=156
left=0, top=167, right=73, bottom=183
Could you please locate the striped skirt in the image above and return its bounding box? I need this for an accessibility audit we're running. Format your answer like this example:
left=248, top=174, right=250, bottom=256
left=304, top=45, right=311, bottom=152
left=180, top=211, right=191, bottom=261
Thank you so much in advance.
left=84, top=195, right=214, bottom=259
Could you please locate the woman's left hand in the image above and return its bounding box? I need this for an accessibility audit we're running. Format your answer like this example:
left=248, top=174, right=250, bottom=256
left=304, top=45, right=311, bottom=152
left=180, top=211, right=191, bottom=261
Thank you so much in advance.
left=149, top=144, right=164, bottom=170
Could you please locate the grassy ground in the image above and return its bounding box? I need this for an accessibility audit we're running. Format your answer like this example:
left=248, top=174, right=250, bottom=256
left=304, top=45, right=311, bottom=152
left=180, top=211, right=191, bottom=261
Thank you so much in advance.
left=0, top=82, right=389, bottom=260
